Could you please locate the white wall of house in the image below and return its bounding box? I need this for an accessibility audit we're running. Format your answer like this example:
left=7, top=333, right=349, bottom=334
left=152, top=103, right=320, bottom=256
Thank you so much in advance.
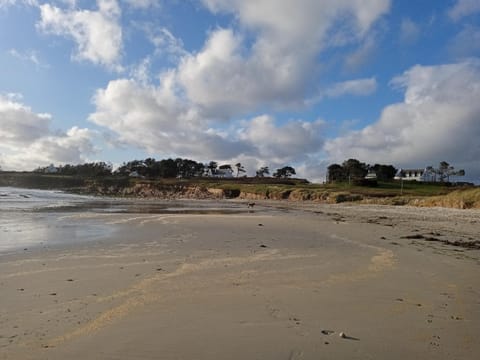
left=213, top=169, right=234, bottom=178
left=394, top=168, right=436, bottom=182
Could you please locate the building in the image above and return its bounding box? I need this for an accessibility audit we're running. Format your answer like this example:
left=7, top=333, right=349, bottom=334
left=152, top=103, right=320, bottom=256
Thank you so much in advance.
left=213, top=168, right=234, bottom=178
left=365, top=170, right=377, bottom=180
left=44, top=164, right=58, bottom=174
left=394, top=168, right=436, bottom=182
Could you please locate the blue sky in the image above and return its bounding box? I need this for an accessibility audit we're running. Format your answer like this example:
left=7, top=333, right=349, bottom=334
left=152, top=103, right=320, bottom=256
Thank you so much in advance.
left=1, top=0, right=479, bottom=182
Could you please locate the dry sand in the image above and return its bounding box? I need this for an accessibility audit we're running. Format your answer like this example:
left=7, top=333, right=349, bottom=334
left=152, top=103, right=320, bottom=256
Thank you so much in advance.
left=1, top=202, right=479, bottom=359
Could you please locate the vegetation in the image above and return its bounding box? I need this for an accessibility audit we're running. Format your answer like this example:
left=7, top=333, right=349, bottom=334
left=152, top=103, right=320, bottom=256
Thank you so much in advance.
left=2, top=157, right=476, bottom=208
left=327, top=159, right=396, bottom=183
left=427, top=161, right=466, bottom=182
left=273, top=166, right=296, bottom=178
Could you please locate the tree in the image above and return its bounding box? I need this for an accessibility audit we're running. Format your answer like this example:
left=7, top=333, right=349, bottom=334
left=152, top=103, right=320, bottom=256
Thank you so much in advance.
left=235, top=162, right=246, bottom=177
left=327, top=163, right=345, bottom=182
left=115, top=159, right=146, bottom=176
left=176, top=158, right=204, bottom=178
left=371, top=164, right=397, bottom=181
left=157, top=159, right=178, bottom=178
left=256, top=166, right=270, bottom=177
left=342, top=159, right=368, bottom=180
left=436, top=161, right=465, bottom=182
left=207, top=161, right=218, bottom=176
left=273, top=166, right=296, bottom=178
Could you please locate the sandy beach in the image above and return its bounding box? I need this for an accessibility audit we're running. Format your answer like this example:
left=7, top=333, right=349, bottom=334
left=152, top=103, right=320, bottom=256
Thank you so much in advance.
left=1, top=201, right=479, bottom=359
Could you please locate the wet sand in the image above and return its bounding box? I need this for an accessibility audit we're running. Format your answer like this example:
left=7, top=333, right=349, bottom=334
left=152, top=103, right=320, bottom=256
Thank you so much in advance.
left=1, top=202, right=479, bottom=359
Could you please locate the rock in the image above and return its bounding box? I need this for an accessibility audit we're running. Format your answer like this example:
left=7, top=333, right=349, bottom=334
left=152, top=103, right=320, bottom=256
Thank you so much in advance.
left=339, top=332, right=346, bottom=338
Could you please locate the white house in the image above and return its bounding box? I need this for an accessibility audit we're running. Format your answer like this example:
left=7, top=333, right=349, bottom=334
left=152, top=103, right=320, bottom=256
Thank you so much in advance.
left=365, top=170, right=377, bottom=180
left=129, top=170, right=145, bottom=178
left=213, top=168, right=234, bottom=178
left=44, top=164, right=58, bottom=174
left=394, top=168, right=436, bottom=182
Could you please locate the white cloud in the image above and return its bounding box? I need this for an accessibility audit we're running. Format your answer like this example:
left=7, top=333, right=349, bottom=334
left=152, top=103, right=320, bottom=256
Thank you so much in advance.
left=0, top=0, right=37, bottom=8
left=37, top=0, right=123, bottom=70
left=0, top=0, right=15, bottom=7
left=448, top=25, right=480, bottom=58
left=88, top=75, right=326, bottom=169
left=325, top=78, right=377, bottom=98
left=399, top=18, right=420, bottom=44
left=448, top=0, right=480, bottom=21
left=8, top=48, right=48, bottom=68
left=306, top=78, right=377, bottom=105
left=238, top=115, right=325, bottom=163
left=122, top=0, right=159, bottom=9
left=144, top=25, right=187, bottom=61
left=324, top=60, right=480, bottom=181
left=87, top=1, right=390, bottom=178
left=0, top=95, right=96, bottom=170
left=344, top=32, right=377, bottom=72
left=89, top=76, right=246, bottom=159
left=172, top=0, right=390, bottom=118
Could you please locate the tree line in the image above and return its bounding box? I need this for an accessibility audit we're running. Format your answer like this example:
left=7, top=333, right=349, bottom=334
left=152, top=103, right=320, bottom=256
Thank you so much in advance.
left=327, top=159, right=465, bottom=183
left=327, top=159, right=396, bottom=183
left=33, top=158, right=298, bottom=179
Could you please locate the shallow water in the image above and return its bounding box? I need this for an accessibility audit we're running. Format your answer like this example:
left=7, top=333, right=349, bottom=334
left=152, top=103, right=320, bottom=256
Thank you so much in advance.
left=0, top=187, right=256, bottom=253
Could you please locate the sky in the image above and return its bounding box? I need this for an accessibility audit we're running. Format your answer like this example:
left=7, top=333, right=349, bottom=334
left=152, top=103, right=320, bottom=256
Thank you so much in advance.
left=0, top=0, right=479, bottom=183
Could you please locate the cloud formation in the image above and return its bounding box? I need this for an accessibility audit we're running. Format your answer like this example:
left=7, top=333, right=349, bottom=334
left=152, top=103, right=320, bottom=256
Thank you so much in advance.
left=324, top=60, right=480, bottom=180
left=88, top=77, right=323, bottom=167
left=38, top=0, right=123, bottom=70
left=0, top=95, right=96, bottom=170
left=87, top=0, right=390, bottom=177
left=448, top=25, right=480, bottom=58
left=174, top=0, right=391, bottom=118
left=399, top=18, right=420, bottom=44
left=448, top=0, right=480, bottom=21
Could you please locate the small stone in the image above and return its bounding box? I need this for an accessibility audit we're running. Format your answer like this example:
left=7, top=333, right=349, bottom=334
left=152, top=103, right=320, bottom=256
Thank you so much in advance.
left=339, top=332, right=346, bottom=338
left=259, top=244, right=268, bottom=248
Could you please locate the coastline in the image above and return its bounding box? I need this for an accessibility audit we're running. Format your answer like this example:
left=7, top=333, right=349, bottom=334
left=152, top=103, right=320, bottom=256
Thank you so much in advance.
left=1, top=201, right=479, bottom=359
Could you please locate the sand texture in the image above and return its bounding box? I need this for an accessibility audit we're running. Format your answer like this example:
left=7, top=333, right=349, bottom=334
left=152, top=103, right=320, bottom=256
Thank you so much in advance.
left=1, top=202, right=479, bottom=359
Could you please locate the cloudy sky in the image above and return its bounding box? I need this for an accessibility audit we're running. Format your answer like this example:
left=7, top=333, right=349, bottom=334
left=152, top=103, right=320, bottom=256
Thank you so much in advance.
left=1, top=0, right=479, bottom=182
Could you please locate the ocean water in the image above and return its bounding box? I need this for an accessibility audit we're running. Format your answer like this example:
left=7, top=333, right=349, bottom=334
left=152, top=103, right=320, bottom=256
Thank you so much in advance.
left=0, top=187, right=252, bottom=253
left=0, top=187, right=113, bottom=253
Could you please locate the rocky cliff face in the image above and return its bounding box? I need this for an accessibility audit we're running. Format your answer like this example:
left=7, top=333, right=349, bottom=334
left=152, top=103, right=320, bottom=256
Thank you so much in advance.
left=84, top=181, right=480, bottom=209
left=88, top=183, right=224, bottom=199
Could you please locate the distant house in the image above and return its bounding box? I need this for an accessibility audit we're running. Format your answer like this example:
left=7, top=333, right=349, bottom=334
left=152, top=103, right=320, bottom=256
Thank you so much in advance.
left=129, top=170, right=144, bottom=178
left=364, top=170, right=377, bottom=180
left=213, top=168, right=234, bottom=178
left=394, top=168, right=436, bottom=182
left=44, top=164, right=58, bottom=174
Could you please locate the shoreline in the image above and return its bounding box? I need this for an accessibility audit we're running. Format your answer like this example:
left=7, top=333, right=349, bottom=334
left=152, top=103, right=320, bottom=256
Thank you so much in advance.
left=1, top=202, right=479, bottom=359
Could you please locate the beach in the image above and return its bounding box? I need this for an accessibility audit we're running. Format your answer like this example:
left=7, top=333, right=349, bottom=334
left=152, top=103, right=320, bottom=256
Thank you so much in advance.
left=1, top=196, right=479, bottom=359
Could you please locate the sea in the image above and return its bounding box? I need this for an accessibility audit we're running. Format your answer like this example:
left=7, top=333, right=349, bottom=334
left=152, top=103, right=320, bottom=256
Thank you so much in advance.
left=0, top=187, right=252, bottom=254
